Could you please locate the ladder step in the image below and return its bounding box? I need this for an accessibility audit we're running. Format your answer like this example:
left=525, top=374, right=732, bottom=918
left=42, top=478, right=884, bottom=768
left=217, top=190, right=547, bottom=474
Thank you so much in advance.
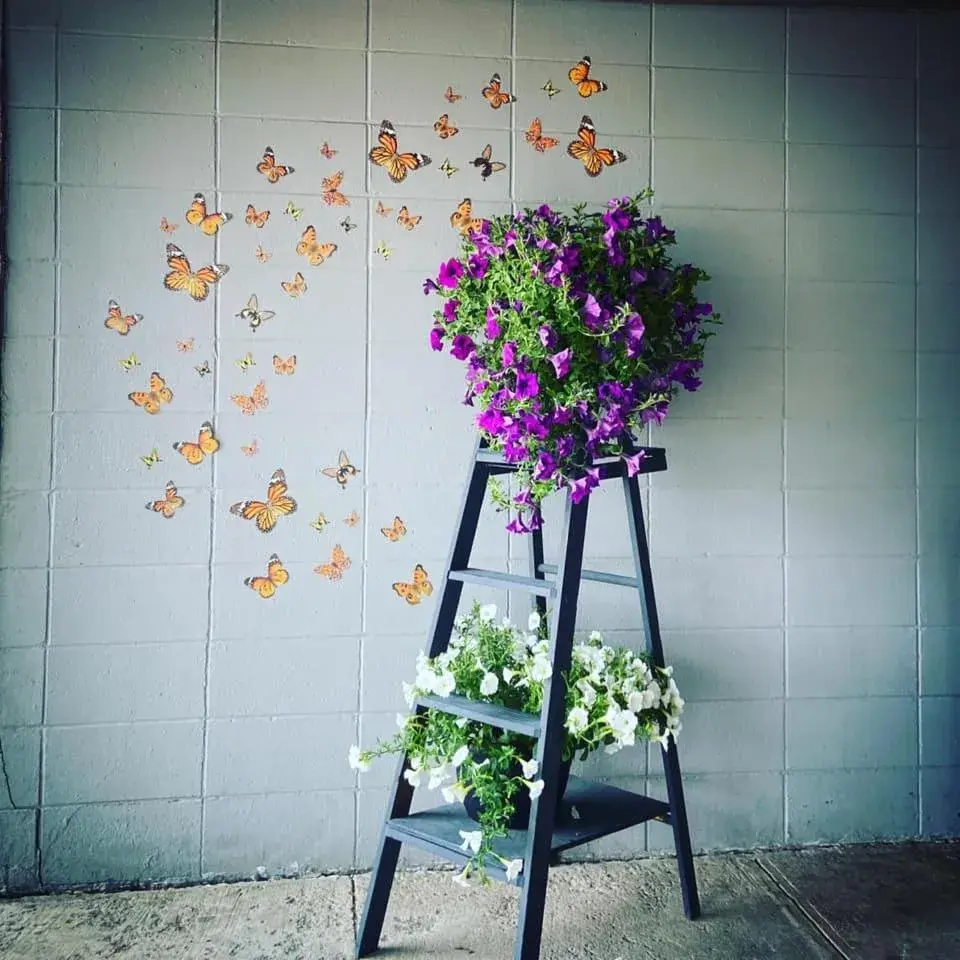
left=477, top=445, right=667, bottom=477
left=384, top=776, right=672, bottom=886
left=538, top=563, right=640, bottom=590
left=417, top=693, right=541, bottom=737
left=448, top=567, right=555, bottom=596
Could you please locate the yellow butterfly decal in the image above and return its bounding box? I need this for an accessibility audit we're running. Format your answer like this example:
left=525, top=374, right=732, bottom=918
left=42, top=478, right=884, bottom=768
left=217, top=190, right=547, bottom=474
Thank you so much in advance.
left=542, top=79, right=560, bottom=98
left=392, top=565, right=433, bottom=605
left=195, top=360, right=211, bottom=377
left=128, top=372, right=173, bottom=415
left=284, top=200, right=304, bottom=221
left=118, top=353, right=140, bottom=372
left=173, top=421, right=220, bottom=466
left=230, top=468, right=298, bottom=534
left=140, top=448, right=162, bottom=469
left=380, top=516, right=407, bottom=542
left=374, top=241, right=393, bottom=261
left=235, top=351, right=256, bottom=372
left=146, top=481, right=185, bottom=518
left=439, top=158, right=458, bottom=178
left=310, top=512, right=329, bottom=533
left=314, top=544, right=351, bottom=582
left=245, top=553, right=289, bottom=598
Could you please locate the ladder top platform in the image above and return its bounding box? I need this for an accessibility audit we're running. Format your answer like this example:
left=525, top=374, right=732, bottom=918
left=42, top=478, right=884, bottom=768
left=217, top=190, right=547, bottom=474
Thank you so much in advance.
left=476, top=445, right=668, bottom=478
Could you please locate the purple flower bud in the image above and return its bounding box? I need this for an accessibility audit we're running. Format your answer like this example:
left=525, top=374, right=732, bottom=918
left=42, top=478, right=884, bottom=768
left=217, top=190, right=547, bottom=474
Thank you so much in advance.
left=506, top=514, right=530, bottom=534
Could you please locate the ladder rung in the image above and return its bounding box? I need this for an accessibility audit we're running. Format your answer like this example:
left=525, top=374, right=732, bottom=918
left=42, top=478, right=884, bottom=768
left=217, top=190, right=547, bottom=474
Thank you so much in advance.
left=417, top=693, right=541, bottom=737
left=538, top=563, right=640, bottom=590
left=449, top=567, right=556, bottom=596
left=476, top=446, right=667, bottom=477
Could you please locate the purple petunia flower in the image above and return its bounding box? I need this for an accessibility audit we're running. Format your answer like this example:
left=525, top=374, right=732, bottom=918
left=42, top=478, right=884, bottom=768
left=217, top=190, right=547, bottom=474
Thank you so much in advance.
left=438, top=258, right=464, bottom=288
left=582, top=293, right=602, bottom=322
left=450, top=334, right=475, bottom=360
left=429, top=326, right=444, bottom=351
left=538, top=325, right=558, bottom=350
left=629, top=269, right=648, bottom=286
left=569, top=467, right=600, bottom=505
left=623, top=450, right=647, bottom=478
left=550, top=348, right=572, bottom=379
left=515, top=369, right=540, bottom=399
left=506, top=514, right=530, bottom=534
left=442, top=298, right=460, bottom=322
left=423, top=277, right=440, bottom=295
left=477, top=407, right=506, bottom=435
left=533, top=451, right=557, bottom=481
left=556, top=435, right=574, bottom=459
left=485, top=304, right=501, bottom=340
left=502, top=341, right=517, bottom=367
left=468, top=253, right=489, bottom=281
left=512, top=299, right=523, bottom=313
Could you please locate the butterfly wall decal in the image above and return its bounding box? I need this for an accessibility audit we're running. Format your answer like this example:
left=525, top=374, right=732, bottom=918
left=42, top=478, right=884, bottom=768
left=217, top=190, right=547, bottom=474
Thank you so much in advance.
left=310, top=513, right=329, bottom=533
left=104, top=299, right=141, bottom=336
left=231, top=379, right=268, bottom=415
left=245, top=204, right=270, bottom=228
left=433, top=113, right=458, bottom=139
left=314, top=544, right=351, bottom=582
left=163, top=244, right=229, bottom=302
left=375, top=200, right=393, bottom=217
left=343, top=511, right=360, bottom=527
left=173, top=421, right=220, bottom=465
left=185, top=193, right=232, bottom=235
left=176, top=338, right=195, bottom=352
left=257, top=146, right=295, bottom=183
left=241, top=439, right=260, bottom=457
left=567, top=115, right=626, bottom=177
left=230, top=468, right=298, bottom=533
left=321, top=450, right=359, bottom=488
left=525, top=117, right=559, bottom=153
left=374, top=241, right=393, bottom=261
left=284, top=200, right=304, bottom=221
left=482, top=72, right=516, bottom=109
left=195, top=360, right=211, bottom=377
left=319, top=141, right=338, bottom=159
left=146, top=481, right=184, bottom=519
left=450, top=198, right=485, bottom=236
left=396, top=206, right=421, bottom=231
left=245, top=553, right=289, bottom=598
left=339, top=216, right=357, bottom=232
left=140, top=448, right=162, bottom=469
left=296, top=226, right=337, bottom=266
left=159, top=217, right=178, bottom=233
left=380, top=516, right=406, bottom=542
left=281, top=272, right=306, bottom=298
left=128, top=372, right=173, bottom=415
left=272, top=354, right=296, bottom=375
left=368, top=119, right=431, bottom=184
left=321, top=170, right=349, bottom=207
left=237, top=294, right=275, bottom=332
left=235, top=351, right=256, bottom=372
left=393, top=565, right=433, bottom=605
left=439, top=158, right=458, bottom=178
left=255, top=245, right=272, bottom=263
left=472, top=143, right=507, bottom=180
left=541, top=79, right=560, bottom=98
left=444, top=85, right=464, bottom=103
left=568, top=56, right=607, bottom=98
left=118, top=353, right=140, bottom=372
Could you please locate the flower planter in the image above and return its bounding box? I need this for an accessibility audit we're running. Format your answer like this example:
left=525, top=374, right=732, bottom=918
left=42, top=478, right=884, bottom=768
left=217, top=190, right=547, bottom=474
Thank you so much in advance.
left=463, top=757, right=574, bottom=830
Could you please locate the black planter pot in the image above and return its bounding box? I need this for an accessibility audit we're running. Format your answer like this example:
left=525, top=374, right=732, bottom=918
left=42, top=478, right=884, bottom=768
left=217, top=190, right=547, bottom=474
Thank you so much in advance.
left=463, top=757, right=574, bottom=830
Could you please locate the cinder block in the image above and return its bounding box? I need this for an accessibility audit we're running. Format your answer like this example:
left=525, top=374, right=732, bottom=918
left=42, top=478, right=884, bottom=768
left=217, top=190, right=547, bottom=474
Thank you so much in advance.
left=0, top=727, right=40, bottom=809
left=788, top=9, right=914, bottom=78
left=788, top=144, right=915, bottom=215
left=921, top=627, right=960, bottom=696
left=209, top=636, right=360, bottom=717
left=205, top=714, right=356, bottom=795
left=516, top=0, right=650, bottom=65
left=355, top=786, right=442, bottom=869
left=0, top=491, right=50, bottom=569
left=918, top=282, right=960, bottom=354
left=40, top=799, right=202, bottom=886
left=0, top=809, right=38, bottom=892
left=5, top=30, right=55, bottom=108
left=50, top=565, right=209, bottom=645
left=921, top=766, right=960, bottom=837
left=918, top=12, right=960, bottom=148
left=654, top=68, right=784, bottom=141
left=46, top=643, right=205, bottom=724
left=919, top=215, right=960, bottom=285
left=1, top=338, right=53, bottom=413
left=647, top=771, right=784, bottom=852
left=220, top=45, right=364, bottom=122
left=789, top=628, right=917, bottom=699
left=60, top=112, right=215, bottom=189
left=789, top=75, right=914, bottom=146
left=221, top=0, right=365, bottom=47
left=787, top=557, right=916, bottom=628
left=5, top=184, right=55, bottom=262
left=673, top=699, right=784, bottom=774
left=920, top=696, right=960, bottom=767
left=787, top=280, right=915, bottom=352
left=919, top=354, right=960, bottom=421
left=0, top=568, right=48, bottom=649
left=697, top=276, right=784, bottom=350
left=654, top=5, right=785, bottom=73
left=919, top=420, right=960, bottom=488
left=52, top=489, right=212, bottom=567
left=787, top=697, right=917, bottom=770
left=374, top=0, right=510, bottom=57
left=787, top=768, right=918, bottom=843
left=0, top=413, right=52, bottom=491
left=5, top=108, right=55, bottom=184
left=203, top=790, right=356, bottom=878
left=361, top=633, right=429, bottom=714
left=60, top=0, right=215, bottom=38
left=4, top=0, right=57, bottom=29
left=919, top=149, right=960, bottom=215
left=2, top=260, right=56, bottom=337
left=59, top=36, right=215, bottom=114
left=0, top=647, right=43, bottom=726
left=919, top=554, right=960, bottom=628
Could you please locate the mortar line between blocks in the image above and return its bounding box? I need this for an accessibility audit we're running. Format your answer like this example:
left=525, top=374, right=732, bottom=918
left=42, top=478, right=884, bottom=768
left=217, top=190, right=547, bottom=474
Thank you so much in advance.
left=781, top=7, right=790, bottom=846
left=912, top=9, right=922, bottom=837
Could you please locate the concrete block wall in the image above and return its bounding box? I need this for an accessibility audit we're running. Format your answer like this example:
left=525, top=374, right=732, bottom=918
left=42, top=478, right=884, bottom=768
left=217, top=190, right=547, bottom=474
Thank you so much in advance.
left=1, top=1, right=958, bottom=890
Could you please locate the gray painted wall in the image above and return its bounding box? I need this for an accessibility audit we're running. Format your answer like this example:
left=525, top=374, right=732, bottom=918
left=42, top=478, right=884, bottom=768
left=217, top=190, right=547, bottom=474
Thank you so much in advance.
left=1, top=0, right=958, bottom=892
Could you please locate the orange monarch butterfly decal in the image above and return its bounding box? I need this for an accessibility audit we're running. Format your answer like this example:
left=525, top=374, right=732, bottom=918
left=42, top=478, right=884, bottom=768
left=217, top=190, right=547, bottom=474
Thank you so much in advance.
left=273, top=354, right=296, bottom=375
left=321, top=169, right=349, bottom=207
left=245, top=553, right=289, bottom=598
left=281, top=272, right=306, bottom=298
left=368, top=119, right=431, bottom=184
left=393, top=564, right=433, bottom=605
left=380, top=516, right=406, bottom=541
left=104, top=299, right=141, bottom=336
left=568, top=56, right=607, bottom=98
left=176, top=337, right=195, bottom=352
left=322, top=449, right=359, bottom=488
left=450, top=198, right=485, bottom=236
left=567, top=115, right=626, bottom=178
left=245, top=204, right=270, bottom=228
left=472, top=143, right=507, bottom=181
left=343, top=511, right=360, bottom=527
left=314, top=543, right=351, bottom=582
left=163, top=244, right=229, bottom=302
left=241, top=439, right=259, bottom=457
left=319, top=141, right=338, bottom=160
left=146, top=480, right=184, bottom=519
left=128, top=371, right=173, bottom=415
left=257, top=146, right=294, bottom=183
left=525, top=117, right=559, bottom=153
left=433, top=113, right=458, bottom=139
left=231, top=379, right=268, bottom=416
left=396, top=206, right=422, bottom=231
left=375, top=200, right=393, bottom=218
left=444, top=85, right=464, bottom=103
left=173, top=421, right=220, bottom=466
left=230, top=468, right=298, bottom=534
left=185, top=193, right=232, bottom=235
left=296, top=225, right=337, bottom=266
left=255, top=244, right=272, bottom=263
left=482, top=73, right=516, bottom=109
left=159, top=217, right=178, bottom=233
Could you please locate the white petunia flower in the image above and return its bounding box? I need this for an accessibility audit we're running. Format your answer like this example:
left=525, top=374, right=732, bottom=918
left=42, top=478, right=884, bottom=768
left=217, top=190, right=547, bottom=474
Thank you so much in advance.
left=627, top=690, right=644, bottom=713
left=428, top=764, right=450, bottom=790
left=452, top=865, right=472, bottom=887
left=480, top=672, right=499, bottom=696
left=401, top=681, right=416, bottom=707
left=576, top=679, right=597, bottom=706
left=528, top=779, right=545, bottom=800
left=530, top=654, right=552, bottom=682
left=403, top=766, right=423, bottom=787
left=502, top=667, right=515, bottom=684
left=451, top=745, right=470, bottom=767
left=527, top=611, right=541, bottom=632
left=521, top=758, right=539, bottom=779
left=442, top=781, right=469, bottom=803
left=459, top=829, right=483, bottom=853
left=505, top=858, right=523, bottom=882
left=455, top=716, right=469, bottom=728
left=478, top=603, right=497, bottom=622
left=396, top=713, right=409, bottom=728
left=589, top=630, right=603, bottom=643
left=415, top=668, right=436, bottom=694
left=433, top=671, right=456, bottom=697
left=348, top=745, right=370, bottom=772
left=566, top=706, right=589, bottom=735
left=603, top=742, right=622, bottom=755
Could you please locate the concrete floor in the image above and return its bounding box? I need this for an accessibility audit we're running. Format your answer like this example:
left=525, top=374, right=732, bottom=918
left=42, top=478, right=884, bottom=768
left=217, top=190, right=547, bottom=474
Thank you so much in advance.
left=1, top=843, right=958, bottom=959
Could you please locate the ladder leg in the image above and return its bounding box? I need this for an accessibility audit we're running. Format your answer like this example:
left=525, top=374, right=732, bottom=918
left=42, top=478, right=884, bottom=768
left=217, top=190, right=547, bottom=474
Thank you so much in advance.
left=622, top=472, right=701, bottom=920
left=528, top=521, right=548, bottom=622
left=356, top=443, right=491, bottom=957
left=515, top=496, right=589, bottom=960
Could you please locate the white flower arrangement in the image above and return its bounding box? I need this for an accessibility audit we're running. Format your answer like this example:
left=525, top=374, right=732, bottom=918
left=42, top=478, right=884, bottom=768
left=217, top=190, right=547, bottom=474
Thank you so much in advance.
left=350, top=601, right=683, bottom=884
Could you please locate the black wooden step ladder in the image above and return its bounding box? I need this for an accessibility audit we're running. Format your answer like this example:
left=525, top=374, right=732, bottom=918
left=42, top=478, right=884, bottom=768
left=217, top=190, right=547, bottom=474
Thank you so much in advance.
left=356, top=439, right=700, bottom=960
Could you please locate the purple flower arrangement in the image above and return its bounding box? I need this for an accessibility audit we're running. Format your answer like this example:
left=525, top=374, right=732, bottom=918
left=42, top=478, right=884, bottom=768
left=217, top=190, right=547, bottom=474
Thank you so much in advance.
left=426, top=192, right=720, bottom=533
